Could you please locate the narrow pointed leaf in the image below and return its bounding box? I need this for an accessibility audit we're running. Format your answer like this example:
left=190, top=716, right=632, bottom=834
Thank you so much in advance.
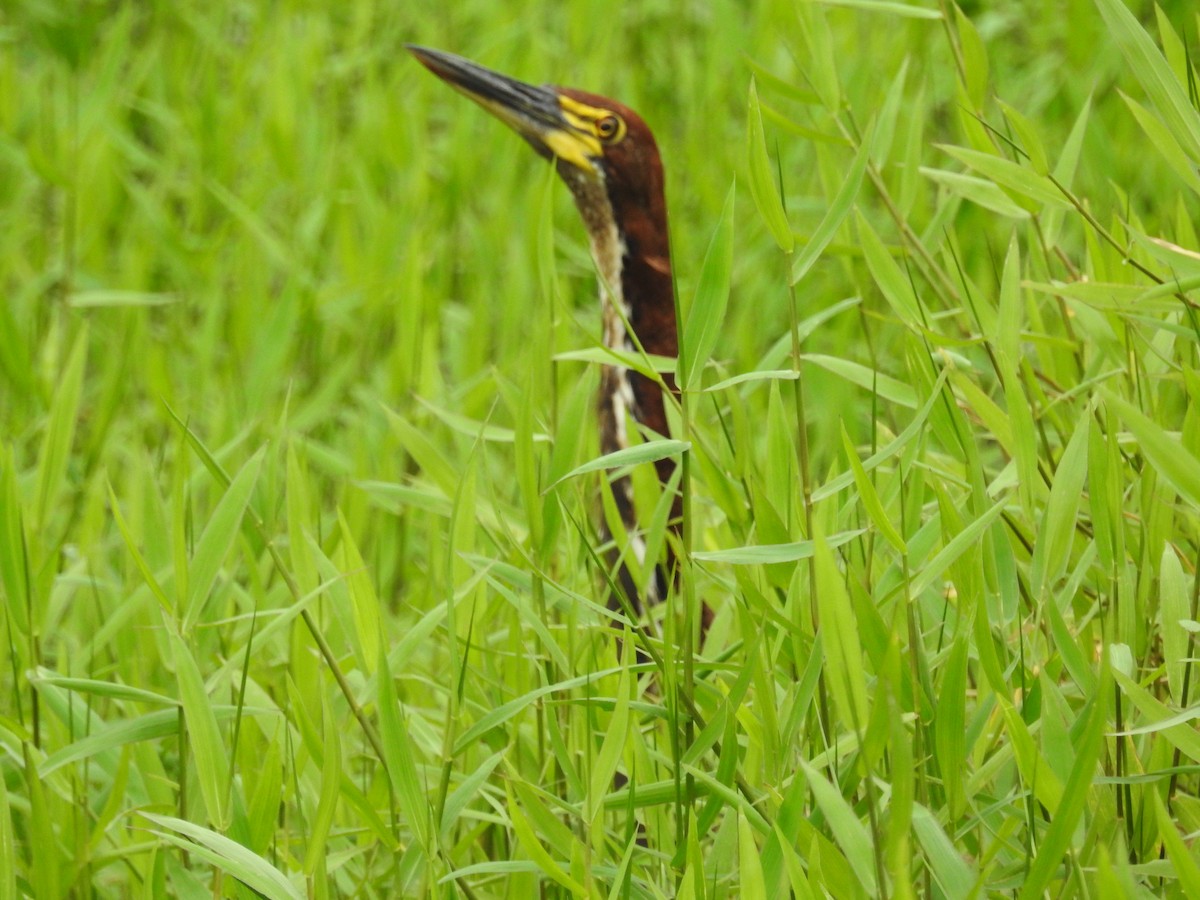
left=792, top=128, right=872, bottom=284
left=747, top=79, right=793, bottom=253
left=183, top=447, right=265, bottom=631
left=681, top=181, right=736, bottom=389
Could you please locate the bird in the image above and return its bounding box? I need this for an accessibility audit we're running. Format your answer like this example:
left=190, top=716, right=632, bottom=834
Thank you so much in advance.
left=408, top=45, right=707, bottom=630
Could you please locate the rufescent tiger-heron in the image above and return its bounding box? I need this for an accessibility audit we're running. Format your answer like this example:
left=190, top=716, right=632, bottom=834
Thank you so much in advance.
left=409, top=45, right=710, bottom=630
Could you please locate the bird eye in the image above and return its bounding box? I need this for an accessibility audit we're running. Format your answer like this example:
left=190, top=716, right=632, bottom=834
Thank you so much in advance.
left=596, top=115, right=622, bottom=141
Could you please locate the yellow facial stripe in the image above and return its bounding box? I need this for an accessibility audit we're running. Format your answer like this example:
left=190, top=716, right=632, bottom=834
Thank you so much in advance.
left=542, top=129, right=600, bottom=173
left=469, top=90, right=599, bottom=173
left=558, top=95, right=627, bottom=144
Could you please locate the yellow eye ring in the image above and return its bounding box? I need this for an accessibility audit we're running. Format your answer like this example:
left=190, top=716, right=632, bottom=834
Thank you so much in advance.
left=596, top=115, right=622, bottom=141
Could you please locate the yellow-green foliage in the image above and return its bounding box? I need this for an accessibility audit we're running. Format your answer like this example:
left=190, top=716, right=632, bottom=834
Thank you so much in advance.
left=2, top=0, right=1199, bottom=896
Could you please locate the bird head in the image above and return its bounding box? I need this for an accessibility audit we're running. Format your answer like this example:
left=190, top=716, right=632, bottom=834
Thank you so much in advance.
left=407, top=45, right=667, bottom=231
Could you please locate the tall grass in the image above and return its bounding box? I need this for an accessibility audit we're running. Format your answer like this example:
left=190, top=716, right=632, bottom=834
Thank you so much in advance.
left=2, top=0, right=1199, bottom=896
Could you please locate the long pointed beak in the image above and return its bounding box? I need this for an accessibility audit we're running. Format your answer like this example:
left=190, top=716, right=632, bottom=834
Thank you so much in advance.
left=407, top=45, right=600, bottom=174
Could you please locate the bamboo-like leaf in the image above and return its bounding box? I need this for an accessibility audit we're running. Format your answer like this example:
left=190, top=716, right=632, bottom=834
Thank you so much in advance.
left=738, top=809, right=768, bottom=899
left=141, top=813, right=303, bottom=900
left=386, top=409, right=461, bottom=496
left=67, top=289, right=178, bottom=307
left=107, top=482, right=173, bottom=616
left=872, top=59, right=909, bottom=163
left=0, top=766, right=15, bottom=900
left=997, top=232, right=1022, bottom=370
left=693, top=528, right=864, bottom=564
left=1094, top=0, right=1200, bottom=161
left=814, top=527, right=870, bottom=730
left=0, top=447, right=30, bottom=636
left=246, top=736, right=283, bottom=854
left=1150, top=788, right=1200, bottom=895
left=680, top=181, right=736, bottom=390
left=1162, top=547, right=1189, bottom=704
left=747, top=79, right=793, bottom=253
left=337, top=509, right=382, bottom=673
left=702, top=369, right=799, bottom=393
left=922, top=167, right=1031, bottom=218
left=933, top=633, right=968, bottom=819
left=34, top=327, right=87, bottom=532
left=857, top=210, right=924, bottom=326
left=954, top=4, right=988, bottom=108
left=840, top=424, right=905, bottom=553
left=936, top=145, right=1068, bottom=209
left=1017, top=685, right=1106, bottom=900
left=817, top=0, right=940, bottom=18
left=798, top=759, right=876, bottom=895
left=505, top=783, right=587, bottom=895
left=802, top=354, right=917, bottom=408
left=910, top=496, right=1008, bottom=598
left=440, top=748, right=506, bottom=838
left=285, top=443, right=319, bottom=594
left=554, top=347, right=677, bottom=376
left=1103, top=390, right=1200, bottom=508
left=999, top=693, right=1065, bottom=812
left=31, top=669, right=176, bottom=707
left=302, top=691, right=342, bottom=875
left=1030, top=413, right=1088, bottom=598
left=376, top=633, right=430, bottom=851
left=24, top=745, right=58, bottom=900
left=1120, top=92, right=1200, bottom=196
left=416, top=395, right=552, bottom=444
left=170, top=630, right=229, bottom=828
left=798, top=2, right=840, bottom=110
left=586, top=644, right=631, bottom=824
left=39, top=705, right=267, bottom=777
left=547, top=439, right=689, bottom=489
left=453, top=666, right=622, bottom=754
left=792, top=129, right=872, bottom=284
left=911, top=803, right=976, bottom=899
left=997, top=100, right=1049, bottom=175
left=182, top=447, right=265, bottom=631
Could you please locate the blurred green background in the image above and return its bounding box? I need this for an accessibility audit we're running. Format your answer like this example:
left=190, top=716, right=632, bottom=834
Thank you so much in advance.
left=3, top=0, right=1200, bottom=896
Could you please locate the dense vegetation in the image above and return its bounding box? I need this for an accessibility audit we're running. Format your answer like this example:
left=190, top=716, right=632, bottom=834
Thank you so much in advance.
left=3, top=0, right=1199, bottom=896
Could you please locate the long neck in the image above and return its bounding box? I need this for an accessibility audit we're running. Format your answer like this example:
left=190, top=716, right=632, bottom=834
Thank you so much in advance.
left=562, top=167, right=676, bottom=461
left=611, top=187, right=676, bottom=445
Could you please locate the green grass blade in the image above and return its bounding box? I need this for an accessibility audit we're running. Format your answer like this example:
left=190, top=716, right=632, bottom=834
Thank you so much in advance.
left=813, top=526, right=870, bottom=734
left=857, top=209, right=923, bottom=326
left=586, top=642, right=632, bottom=824
left=1103, top=390, right=1200, bottom=507
left=547, top=440, right=689, bottom=489
left=798, top=759, right=876, bottom=896
left=738, top=809, right=768, bottom=899
left=791, top=129, right=871, bottom=284
left=302, top=691, right=342, bottom=875
left=680, top=180, right=736, bottom=390
left=911, top=803, right=977, bottom=899
left=1017, top=679, right=1106, bottom=900
left=505, top=783, right=587, bottom=895
left=0, top=765, right=15, bottom=900
left=141, top=813, right=303, bottom=900
left=376, top=632, right=431, bottom=852
left=33, top=327, right=87, bottom=532
left=747, top=79, right=793, bottom=254
left=1151, top=789, right=1200, bottom=895
left=0, top=446, right=30, bottom=636
left=1094, top=0, right=1200, bottom=160
left=1030, top=412, right=1089, bottom=599
left=169, top=630, right=229, bottom=828
left=1161, top=547, right=1188, bottom=704
left=840, top=423, right=905, bottom=553
left=182, top=447, right=265, bottom=631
